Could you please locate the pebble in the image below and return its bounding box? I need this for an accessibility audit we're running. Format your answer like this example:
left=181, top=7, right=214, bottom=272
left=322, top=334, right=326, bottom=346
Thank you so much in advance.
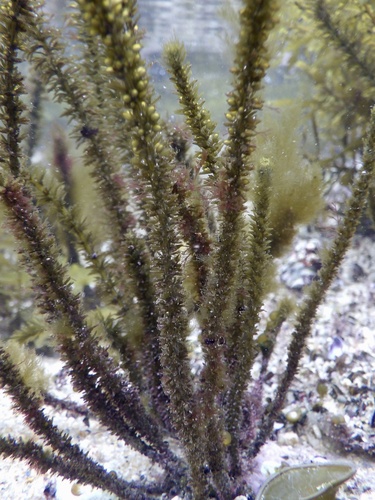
left=277, top=431, right=300, bottom=446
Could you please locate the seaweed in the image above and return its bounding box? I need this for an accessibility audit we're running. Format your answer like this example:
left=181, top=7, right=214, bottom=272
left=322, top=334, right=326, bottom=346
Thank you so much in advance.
left=0, top=0, right=373, bottom=498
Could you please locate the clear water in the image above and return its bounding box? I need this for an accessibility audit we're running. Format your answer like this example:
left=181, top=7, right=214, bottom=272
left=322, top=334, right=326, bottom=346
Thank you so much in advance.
left=42, top=0, right=302, bottom=132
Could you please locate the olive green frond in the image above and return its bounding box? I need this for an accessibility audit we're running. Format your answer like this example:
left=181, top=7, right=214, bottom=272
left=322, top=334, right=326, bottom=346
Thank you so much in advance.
left=249, top=105, right=375, bottom=458
left=0, top=0, right=31, bottom=177
left=164, top=40, right=222, bottom=175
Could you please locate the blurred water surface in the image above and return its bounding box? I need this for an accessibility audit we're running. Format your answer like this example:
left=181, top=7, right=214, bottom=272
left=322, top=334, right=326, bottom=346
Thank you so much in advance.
left=138, top=0, right=229, bottom=55
left=137, top=0, right=234, bottom=126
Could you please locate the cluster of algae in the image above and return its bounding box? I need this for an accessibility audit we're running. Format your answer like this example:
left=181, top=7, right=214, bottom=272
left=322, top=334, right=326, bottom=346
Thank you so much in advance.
left=0, top=0, right=374, bottom=498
